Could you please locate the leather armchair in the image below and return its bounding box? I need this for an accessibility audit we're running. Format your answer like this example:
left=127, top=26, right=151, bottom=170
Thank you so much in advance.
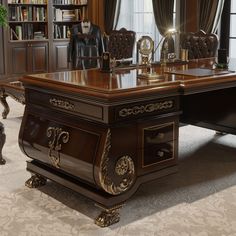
left=180, top=30, right=218, bottom=59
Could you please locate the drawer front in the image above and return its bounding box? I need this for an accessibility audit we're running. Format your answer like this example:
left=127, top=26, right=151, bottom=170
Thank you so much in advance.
left=143, top=141, right=174, bottom=167
left=20, top=113, right=104, bottom=184
left=115, top=96, right=179, bottom=121
left=27, top=89, right=104, bottom=121
left=137, top=117, right=178, bottom=175
left=143, top=122, right=174, bottom=146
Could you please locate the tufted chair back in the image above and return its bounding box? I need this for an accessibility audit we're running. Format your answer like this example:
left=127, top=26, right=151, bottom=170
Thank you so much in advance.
left=180, top=30, right=218, bottom=59
left=106, top=28, right=136, bottom=61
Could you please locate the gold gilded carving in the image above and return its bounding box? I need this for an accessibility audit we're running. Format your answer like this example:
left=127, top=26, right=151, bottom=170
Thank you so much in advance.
left=49, top=98, right=75, bottom=111
left=47, top=127, right=70, bottom=168
left=119, top=100, right=173, bottom=117
left=99, top=129, right=135, bottom=195
left=115, top=156, right=134, bottom=176
left=95, top=204, right=123, bottom=227
left=25, top=174, right=47, bottom=188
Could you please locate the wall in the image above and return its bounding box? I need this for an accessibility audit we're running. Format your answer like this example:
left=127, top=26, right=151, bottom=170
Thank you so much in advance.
left=88, top=0, right=105, bottom=32
left=185, top=0, right=198, bottom=32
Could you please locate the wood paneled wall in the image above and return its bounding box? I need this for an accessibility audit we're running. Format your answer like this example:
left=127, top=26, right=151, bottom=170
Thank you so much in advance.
left=88, top=0, right=105, bottom=32
left=185, top=0, right=198, bottom=32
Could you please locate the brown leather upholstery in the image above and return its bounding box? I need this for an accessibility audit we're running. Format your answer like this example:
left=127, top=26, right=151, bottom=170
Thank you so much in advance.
left=180, top=30, right=218, bottom=59
left=106, top=28, right=136, bottom=60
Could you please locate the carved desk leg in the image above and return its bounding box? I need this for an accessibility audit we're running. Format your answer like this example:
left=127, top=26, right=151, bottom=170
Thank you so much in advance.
left=0, top=93, right=9, bottom=119
left=25, top=174, right=47, bottom=188
left=0, top=122, right=6, bottom=165
left=95, top=204, right=123, bottom=227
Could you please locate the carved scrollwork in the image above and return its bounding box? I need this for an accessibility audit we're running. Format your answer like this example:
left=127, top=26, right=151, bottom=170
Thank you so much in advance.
left=47, top=127, right=70, bottom=168
left=119, top=100, right=173, bottom=117
left=99, top=129, right=135, bottom=195
left=49, top=98, right=75, bottom=111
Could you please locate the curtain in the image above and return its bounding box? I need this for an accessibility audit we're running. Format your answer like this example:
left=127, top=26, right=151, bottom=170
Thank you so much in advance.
left=179, top=0, right=186, bottom=32
left=104, top=0, right=121, bottom=34
left=198, top=0, right=219, bottom=33
left=220, top=0, right=230, bottom=51
left=212, top=0, right=225, bottom=33
left=152, top=0, right=174, bottom=36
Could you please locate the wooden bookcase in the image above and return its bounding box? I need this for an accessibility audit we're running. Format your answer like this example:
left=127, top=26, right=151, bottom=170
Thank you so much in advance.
left=0, top=0, right=88, bottom=77
left=51, top=0, right=88, bottom=71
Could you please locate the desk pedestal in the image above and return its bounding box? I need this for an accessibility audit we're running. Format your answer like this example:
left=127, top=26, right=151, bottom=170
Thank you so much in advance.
left=19, top=86, right=180, bottom=227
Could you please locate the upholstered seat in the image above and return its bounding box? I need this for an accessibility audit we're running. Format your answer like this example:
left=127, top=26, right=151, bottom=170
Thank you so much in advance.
left=180, top=30, right=218, bottom=59
left=105, top=28, right=136, bottom=62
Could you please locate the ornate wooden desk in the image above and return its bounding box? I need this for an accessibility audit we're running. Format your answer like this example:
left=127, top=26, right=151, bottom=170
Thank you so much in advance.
left=19, top=59, right=236, bottom=227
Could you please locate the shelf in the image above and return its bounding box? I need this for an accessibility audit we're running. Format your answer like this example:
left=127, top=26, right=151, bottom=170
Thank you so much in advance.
left=9, top=21, right=47, bottom=23
left=53, top=4, right=87, bottom=7
left=53, top=21, right=80, bottom=23
left=9, top=39, right=49, bottom=43
left=8, top=3, right=47, bottom=6
left=53, top=38, right=70, bottom=41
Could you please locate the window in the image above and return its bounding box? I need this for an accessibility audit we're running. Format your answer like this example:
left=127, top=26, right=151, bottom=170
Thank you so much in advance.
left=229, top=0, right=236, bottom=57
left=116, top=0, right=176, bottom=62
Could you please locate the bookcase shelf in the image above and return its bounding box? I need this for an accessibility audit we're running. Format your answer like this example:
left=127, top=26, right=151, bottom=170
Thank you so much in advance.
left=53, top=1, right=87, bottom=39
left=8, top=3, right=47, bottom=6
left=9, top=21, right=47, bottom=23
left=8, top=1, right=48, bottom=40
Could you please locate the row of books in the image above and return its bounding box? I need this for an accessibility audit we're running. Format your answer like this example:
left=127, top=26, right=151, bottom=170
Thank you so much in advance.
left=8, top=6, right=46, bottom=21
left=9, top=25, right=46, bottom=40
left=54, top=8, right=82, bottom=22
left=53, top=0, right=87, bottom=4
left=54, top=24, right=70, bottom=39
left=8, top=0, right=47, bottom=4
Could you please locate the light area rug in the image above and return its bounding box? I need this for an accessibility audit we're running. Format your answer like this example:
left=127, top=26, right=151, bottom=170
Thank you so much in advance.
left=1, top=98, right=236, bottom=236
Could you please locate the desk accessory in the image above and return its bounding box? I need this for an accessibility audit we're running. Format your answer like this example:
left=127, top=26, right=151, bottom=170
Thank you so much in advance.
left=137, top=28, right=177, bottom=80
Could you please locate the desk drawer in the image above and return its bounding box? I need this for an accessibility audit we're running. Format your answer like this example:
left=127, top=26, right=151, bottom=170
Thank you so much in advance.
left=144, top=123, right=174, bottom=145
left=20, top=113, right=104, bottom=185
left=143, top=141, right=174, bottom=167
left=27, top=89, right=104, bottom=121
left=137, top=117, right=178, bottom=174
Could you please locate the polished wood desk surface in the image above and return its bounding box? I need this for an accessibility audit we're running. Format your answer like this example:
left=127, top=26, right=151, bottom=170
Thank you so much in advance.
left=22, top=58, right=236, bottom=100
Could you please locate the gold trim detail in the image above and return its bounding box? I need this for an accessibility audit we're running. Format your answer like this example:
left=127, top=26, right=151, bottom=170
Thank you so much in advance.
left=115, top=156, right=134, bottom=176
left=25, top=174, right=47, bottom=188
left=119, top=100, right=173, bottom=117
left=99, top=129, right=135, bottom=195
left=47, top=127, right=70, bottom=168
left=49, top=98, right=75, bottom=111
left=95, top=204, right=123, bottom=227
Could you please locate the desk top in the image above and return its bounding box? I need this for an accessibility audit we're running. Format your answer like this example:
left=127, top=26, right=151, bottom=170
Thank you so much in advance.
left=21, top=58, right=236, bottom=100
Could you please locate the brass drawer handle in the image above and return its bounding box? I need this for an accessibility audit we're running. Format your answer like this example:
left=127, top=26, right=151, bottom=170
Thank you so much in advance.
left=157, top=151, right=164, bottom=157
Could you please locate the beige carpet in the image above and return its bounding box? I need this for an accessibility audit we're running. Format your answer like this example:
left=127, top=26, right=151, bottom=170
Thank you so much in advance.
left=1, top=98, right=236, bottom=236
